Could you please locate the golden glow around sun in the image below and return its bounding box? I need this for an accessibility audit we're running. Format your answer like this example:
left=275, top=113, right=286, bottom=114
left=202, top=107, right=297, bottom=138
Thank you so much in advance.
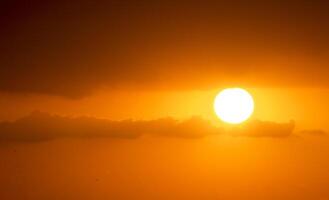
left=214, top=88, right=254, bottom=124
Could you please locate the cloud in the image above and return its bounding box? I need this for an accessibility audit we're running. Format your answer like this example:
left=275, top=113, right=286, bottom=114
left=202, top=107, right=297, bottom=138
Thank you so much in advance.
left=0, top=111, right=298, bottom=142
left=143, top=116, right=220, bottom=139
left=1, top=1, right=329, bottom=97
left=298, top=129, right=327, bottom=136
left=0, top=112, right=219, bottom=142
left=229, top=120, right=295, bottom=138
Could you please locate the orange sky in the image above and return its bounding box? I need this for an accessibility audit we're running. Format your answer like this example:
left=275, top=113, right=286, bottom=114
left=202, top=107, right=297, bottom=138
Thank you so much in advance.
left=1, top=1, right=329, bottom=199
left=1, top=136, right=329, bottom=199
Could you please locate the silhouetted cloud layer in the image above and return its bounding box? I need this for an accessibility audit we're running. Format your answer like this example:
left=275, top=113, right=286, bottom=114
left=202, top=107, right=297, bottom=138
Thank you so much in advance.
left=298, top=129, right=327, bottom=136
left=229, top=120, right=295, bottom=138
left=0, top=111, right=300, bottom=142
left=0, top=112, right=219, bottom=141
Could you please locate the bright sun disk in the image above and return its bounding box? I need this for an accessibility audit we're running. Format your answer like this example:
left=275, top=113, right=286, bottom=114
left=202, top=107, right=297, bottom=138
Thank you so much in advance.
left=214, top=88, right=254, bottom=124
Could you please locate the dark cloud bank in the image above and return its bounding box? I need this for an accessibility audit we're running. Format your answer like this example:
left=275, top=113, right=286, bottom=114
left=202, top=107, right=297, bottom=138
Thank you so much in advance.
left=1, top=1, right=329, bottom=97
left=0, top=111, right=314, bottom=142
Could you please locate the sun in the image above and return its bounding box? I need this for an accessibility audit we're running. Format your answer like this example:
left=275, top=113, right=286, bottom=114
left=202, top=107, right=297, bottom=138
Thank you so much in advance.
left=214, top=88, right=254, bottom=124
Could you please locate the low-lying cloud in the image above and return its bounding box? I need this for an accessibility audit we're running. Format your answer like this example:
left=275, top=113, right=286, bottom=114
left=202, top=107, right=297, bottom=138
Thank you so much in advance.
left=298, top=129, right=327, bottom=136
left=0, top=111, right=301, bottom=142
left=0, top=111, right=219, bottom=142
left=229, top=120, right=295, bottom=138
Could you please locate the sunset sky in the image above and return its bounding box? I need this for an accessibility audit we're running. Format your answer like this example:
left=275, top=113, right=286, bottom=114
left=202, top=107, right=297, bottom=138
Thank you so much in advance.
left=1, top=1, right=329, bottom=199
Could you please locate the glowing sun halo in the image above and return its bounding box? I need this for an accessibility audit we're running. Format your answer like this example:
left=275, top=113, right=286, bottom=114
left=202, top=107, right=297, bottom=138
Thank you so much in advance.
left=214, top=88, right=254, bottom=124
